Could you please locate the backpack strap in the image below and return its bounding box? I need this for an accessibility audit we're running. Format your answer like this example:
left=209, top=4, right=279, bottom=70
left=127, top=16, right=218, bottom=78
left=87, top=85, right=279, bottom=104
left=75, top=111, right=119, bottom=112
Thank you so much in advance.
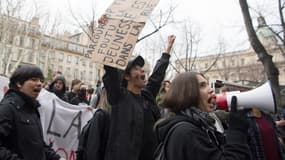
left=155, top=121, right=190, bottom=160
left=76, top=108, right=101, bottom=160
left=164, top=121, right=189, bottom=146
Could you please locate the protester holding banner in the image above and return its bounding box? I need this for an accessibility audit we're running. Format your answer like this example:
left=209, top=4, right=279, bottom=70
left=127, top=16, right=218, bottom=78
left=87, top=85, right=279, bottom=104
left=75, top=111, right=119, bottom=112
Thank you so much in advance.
left=66, top=79, right=82, bottom=103
left=48, top=75, right=69, bottom=102
left=103, top=34, right=175, bottom=160
left=70, top=85, right=89, bottom=106
left=0, top=65, right=64, bottom=160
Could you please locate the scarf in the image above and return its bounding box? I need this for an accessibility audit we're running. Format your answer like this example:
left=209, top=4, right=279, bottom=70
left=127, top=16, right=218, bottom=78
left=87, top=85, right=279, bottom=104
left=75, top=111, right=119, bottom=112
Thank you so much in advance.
left=181, top=107, right=224, bottom=147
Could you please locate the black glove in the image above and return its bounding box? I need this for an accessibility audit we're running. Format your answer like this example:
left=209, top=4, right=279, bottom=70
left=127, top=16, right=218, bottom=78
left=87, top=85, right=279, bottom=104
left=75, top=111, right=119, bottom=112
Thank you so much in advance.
left=228, top=96, right=249, bottom=133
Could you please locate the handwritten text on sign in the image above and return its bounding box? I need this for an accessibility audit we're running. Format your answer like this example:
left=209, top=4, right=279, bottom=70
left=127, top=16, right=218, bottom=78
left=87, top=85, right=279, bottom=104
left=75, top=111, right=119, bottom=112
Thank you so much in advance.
left=89, top=19, right=144, bottom=69
left=105, top=0, right=160, bottom=22
left=89, top=0, right=160, bottom=69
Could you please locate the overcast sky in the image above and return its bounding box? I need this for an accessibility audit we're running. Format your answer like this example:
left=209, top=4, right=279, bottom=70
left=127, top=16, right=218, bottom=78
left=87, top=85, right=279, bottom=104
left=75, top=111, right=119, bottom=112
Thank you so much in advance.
left=22, top=0, right=278, bottom=60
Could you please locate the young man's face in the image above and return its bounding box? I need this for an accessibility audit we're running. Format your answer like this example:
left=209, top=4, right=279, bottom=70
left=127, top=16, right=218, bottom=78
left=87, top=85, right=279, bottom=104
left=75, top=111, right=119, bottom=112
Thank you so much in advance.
left=126, top=65, right=147, bottom=89
left=17, top=78, right=43, bottom=98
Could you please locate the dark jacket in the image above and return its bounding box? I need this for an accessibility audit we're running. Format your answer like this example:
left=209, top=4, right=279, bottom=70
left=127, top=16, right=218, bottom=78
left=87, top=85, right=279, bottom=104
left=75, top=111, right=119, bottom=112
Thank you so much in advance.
left=155, top=112, right=251, bottom=160
left=85, top=109, right=110, bottom=160
left=0, top=89, right=61, bottom=160
left=103, top=53, right=170, bottom=160
left=69, top=96, right=89, bottom=106
left=66, top=91, right=77, bottom=103
left=48, top=76, right=68, bottom=102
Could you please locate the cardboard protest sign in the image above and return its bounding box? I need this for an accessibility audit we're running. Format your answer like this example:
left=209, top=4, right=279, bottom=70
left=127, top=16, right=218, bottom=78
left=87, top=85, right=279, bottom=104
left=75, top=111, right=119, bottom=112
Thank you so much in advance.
left=89, top=0, right=160, bottom=69
left=105, top=0, right=160, bottom=22
left=89, top=19, right=145, bottom=70
left=38, top=89, right=94, bottom=160
left=0, top=76, right=9, bottom=101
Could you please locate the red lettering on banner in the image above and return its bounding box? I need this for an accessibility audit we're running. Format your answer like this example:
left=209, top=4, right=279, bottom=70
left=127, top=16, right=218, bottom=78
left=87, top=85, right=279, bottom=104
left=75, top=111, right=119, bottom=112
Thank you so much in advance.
left=70, top=150, right=75, bottom=160
left=56, top=148, right=75, bottom=160
left=3, top=86, right=8, bottom=94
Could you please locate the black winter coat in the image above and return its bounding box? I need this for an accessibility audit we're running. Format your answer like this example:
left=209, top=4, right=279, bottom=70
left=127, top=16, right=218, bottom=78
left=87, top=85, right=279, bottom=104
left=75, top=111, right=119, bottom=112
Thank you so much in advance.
left=85, top=109, right=110, bottom=160
left=155, top=113, right=251, bottom=160
left=103, top=53, right=170, bottom=160
left=0, top=89, right=61, bottom=160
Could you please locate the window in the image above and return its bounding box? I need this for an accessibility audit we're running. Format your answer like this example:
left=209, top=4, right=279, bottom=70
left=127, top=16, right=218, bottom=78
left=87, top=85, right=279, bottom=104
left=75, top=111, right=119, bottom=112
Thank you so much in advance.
left=89, top=62, right=93, bottom=68
left=30, top=39, right=35, bottom=48
left=5, top=48, right=12, bottom=56
left=67, top=55, right=72, bottom=63
left=58, top=53, right=64, bottom=61
left=17, top=49, right=23, bottom=59
left=22, top=24, right=27, bottom=32
left=66, top=67, right=71, bottom=77
left=89, top=72, right=93, bottom=81
left=80, top=71, right=85, bottom=80
left=58, top=65, right=63, bottom=72
left=82, top=60, right=86, bottom=66
left=49, top=52, right=55, bottom=60
left=74, top=69, right=79, bottom=79
left=241, top=58, right=245, bottom=65
left=28, top=52, right=34, bottom=62
left=74, top=56, right=79, bottom=64
left=8, top=64, right=13, bottom=73
left=39, top=51, right=45, bottom=60
left=19, top=36, right=24, bottom=47
left=0, top=31, right=3, bottom=42
left=8, top=34, right=14, bottom=44
left=39, top=62, right=45, bottom=71
left=231, top=59, right=235, bottom=66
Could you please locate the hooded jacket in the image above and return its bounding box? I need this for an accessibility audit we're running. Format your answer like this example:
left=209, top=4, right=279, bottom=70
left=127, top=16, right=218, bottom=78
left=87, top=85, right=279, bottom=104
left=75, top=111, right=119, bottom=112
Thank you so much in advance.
left=48, top=76, right=68, bottom=102
left=155, top=110, right=251, bottom=160
left=0, top=89, right=61, bottom=160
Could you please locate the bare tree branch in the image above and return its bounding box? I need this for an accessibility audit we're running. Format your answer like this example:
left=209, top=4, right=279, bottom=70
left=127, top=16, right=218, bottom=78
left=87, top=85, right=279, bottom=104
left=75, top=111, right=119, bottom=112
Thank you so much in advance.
left=239, top=0, right=281, bottom=108
left=279, top=0, right=285, bottom=47
left=137, top=6, right=175, bottom=43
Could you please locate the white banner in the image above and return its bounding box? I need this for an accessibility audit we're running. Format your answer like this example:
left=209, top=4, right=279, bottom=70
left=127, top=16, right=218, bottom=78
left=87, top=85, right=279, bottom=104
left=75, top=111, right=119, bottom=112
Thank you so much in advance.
left=0, top=76, right=9, bottom=101
left=37, top=89, right=94, bottom=160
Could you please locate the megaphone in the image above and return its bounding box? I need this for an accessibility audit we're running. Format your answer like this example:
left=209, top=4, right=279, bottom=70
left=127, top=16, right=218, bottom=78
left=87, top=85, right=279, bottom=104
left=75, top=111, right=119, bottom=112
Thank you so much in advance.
left=216, top=81, right=276, bottom=113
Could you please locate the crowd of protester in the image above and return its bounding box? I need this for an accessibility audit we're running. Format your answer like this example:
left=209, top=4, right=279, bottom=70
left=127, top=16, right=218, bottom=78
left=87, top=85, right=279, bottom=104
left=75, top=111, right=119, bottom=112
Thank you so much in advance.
left=1, top=15, right=285, bottom=160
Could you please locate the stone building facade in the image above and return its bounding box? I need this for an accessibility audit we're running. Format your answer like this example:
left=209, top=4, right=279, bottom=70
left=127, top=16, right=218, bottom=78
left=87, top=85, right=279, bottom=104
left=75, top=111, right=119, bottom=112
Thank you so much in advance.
left=175, top=17, right=285, bottom=86
left=0, top=15, right=103, bottom=88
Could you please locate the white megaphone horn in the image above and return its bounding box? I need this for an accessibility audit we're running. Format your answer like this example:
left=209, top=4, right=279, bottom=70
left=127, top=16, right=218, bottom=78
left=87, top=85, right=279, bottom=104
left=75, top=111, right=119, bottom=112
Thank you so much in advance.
left=216, top=81, right=276, bottom=113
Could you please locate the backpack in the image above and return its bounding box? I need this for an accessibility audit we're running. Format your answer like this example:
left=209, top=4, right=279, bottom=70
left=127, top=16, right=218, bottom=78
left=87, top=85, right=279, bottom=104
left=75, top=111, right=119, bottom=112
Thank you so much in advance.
left=154, top=121, right=189, bottom=160
left=76, top=109, right=99, bottom=160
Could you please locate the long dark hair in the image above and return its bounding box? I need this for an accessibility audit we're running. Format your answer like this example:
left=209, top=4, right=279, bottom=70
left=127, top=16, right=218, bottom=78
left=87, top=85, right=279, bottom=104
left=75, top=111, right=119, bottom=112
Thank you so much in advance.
left=9, top=65, right=44, bottom=89
left=163, top=72, right=203, bottom=112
